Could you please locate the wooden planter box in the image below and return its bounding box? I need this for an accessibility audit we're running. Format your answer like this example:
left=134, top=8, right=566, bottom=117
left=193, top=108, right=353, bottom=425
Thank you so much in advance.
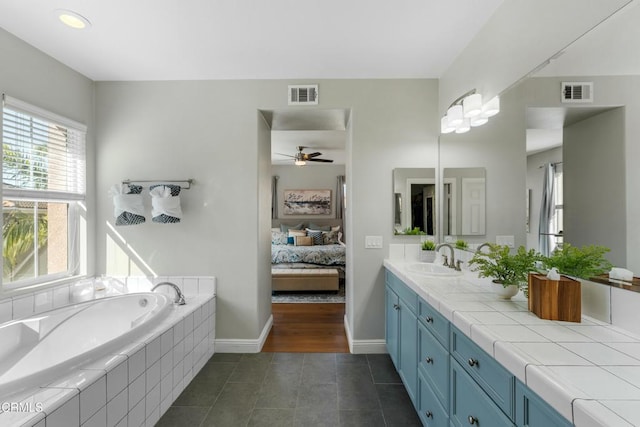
left=528, top=273, right=581, bottom=322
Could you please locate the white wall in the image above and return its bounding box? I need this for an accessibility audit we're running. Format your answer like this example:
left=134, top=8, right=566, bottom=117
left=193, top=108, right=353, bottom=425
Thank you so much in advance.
left=94, top=79, right=440, bottom=346
left=0, top=28, right=96, bottom=290
left=526, top=147, right=562, bottom=251
left=272, top=164, right=346, bottom=219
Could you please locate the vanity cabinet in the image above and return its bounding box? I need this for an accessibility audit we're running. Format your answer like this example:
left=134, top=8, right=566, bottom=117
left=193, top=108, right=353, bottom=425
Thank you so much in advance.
left=385, top=269, right=572, bottom=427
left=385, top=270, right=418, bottom=404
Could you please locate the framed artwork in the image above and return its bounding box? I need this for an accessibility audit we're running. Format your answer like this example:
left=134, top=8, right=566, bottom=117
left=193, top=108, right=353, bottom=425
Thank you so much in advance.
left=283, top=189, right=331, bottom=215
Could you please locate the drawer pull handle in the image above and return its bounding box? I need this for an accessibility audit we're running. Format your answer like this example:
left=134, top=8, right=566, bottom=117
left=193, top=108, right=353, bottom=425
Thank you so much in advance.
left=425, top=316, right=433, bottom=323
left=425, top=357, right=433, bottom=364
left=467, top=358, right=478, bottom=367
left=393, top=304, right=400, bottom=311
left=468, top=415, right=478, bottom=425
left=425, top=411, right=433, bottom=418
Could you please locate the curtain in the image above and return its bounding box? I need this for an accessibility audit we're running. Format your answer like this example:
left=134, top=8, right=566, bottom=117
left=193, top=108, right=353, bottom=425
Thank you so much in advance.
left=538, top=163, right=556, bottom=257
left=271, top=175, right=279, bottom=219
left=336, top=175, right=346, bottom=219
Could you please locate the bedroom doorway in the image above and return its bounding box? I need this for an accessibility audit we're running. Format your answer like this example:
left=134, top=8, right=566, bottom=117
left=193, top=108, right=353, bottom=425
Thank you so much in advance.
left=261, top=107, right=351, bottom=352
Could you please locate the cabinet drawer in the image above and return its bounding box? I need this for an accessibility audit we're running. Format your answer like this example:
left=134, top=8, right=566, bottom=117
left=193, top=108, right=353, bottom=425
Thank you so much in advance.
left=385, top=270, right=418, bottom=314
left=515, top=380, right=572, bottom=427
left=450, top=327, right=515, bottom=418
left=419, top=369, right=449, bottom=427
left=419, top=298, right=449, bottom=349
left=450, top=358, right=515, bottom=427
left=418, top=321, right=448, bottom=408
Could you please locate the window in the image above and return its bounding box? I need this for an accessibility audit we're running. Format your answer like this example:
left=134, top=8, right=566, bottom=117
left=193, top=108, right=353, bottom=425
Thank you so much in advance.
left=550, top=165, right=563, bottom=252
left=2, top=95, right=86, bottom=288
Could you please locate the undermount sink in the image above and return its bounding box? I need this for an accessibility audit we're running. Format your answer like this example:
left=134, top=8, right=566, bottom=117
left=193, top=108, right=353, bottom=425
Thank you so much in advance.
left=407, top=262, right=463, bottom=277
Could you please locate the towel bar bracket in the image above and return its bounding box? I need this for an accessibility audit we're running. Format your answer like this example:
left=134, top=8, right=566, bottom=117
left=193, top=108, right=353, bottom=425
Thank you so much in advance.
left=122, top=178, right=194, bottom=190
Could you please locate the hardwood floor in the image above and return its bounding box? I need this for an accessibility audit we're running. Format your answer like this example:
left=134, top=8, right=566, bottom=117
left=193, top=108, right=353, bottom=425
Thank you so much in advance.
left=262, top=303, right=349, bottom=353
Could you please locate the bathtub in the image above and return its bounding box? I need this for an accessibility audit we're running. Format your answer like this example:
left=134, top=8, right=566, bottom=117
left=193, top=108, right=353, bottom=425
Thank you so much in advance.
left=0, top=292, right=171, bottom=400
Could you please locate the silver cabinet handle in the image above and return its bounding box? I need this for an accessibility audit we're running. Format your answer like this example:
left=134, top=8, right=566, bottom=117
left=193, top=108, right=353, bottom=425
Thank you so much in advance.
left=393, top=304, right=400, bottom=310
left=424, top=316, right=433, bottom=323
left=468, top=415, right=478, bottom=425
left=425, top=411, right=433, bottom=418
left=425, top=357, right=433, bottom=364
left=468, top=358, right=478, bottom=367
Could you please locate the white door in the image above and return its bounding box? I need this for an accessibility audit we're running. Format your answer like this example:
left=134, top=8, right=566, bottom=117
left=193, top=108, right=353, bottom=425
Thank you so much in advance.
left=461, top=178, right=485, bottom=235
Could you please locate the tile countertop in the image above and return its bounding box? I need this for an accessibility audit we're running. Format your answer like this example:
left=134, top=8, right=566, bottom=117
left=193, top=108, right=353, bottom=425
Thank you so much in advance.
left=383, top=259, right=640, bottom=427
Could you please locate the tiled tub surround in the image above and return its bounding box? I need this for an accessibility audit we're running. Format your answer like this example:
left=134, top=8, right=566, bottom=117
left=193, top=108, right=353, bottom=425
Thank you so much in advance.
left=385, top=259, right=640, bottom=427
left=0, top=276, right=216, bottom=427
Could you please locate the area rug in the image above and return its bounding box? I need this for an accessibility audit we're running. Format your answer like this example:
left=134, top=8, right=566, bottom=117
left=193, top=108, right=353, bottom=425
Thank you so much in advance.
left=272, top=282, right=345, bottom=303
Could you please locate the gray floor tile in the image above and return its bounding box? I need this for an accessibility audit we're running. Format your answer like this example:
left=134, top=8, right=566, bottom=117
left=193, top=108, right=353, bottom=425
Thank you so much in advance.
left=336, top=353, right=368, bottom=365
left=255, top=381, right=300, bottom=409
left=339, top=409, right=386, bottom=427
left=173, top=375, right=226, bottom=406
left=214, top=382, right=261, bottom=409
left=301, top=362, right=337, bottom=384
left=376, top=384, right=422, bottom=426
left=296, top=383, right=338, bottom=411
left=264, top=362, right=303, bottom=385
left=294, top=407, right=340, bottom=427
left=304, top=353, right=336, bottom=366
left=366, top=354, right=402, bottom=384
left=338, top=381, right=381, bottom=411
left=228, top=359, right=270, bottom=383
left=240, top=352, right=274, bottom=364
left=208, top=353, right=243, bottom=363
left=195, top=361, right=237, bottom=382
left=200, top=405, right=252, bottom=427
left=247, top=408, right=295, bottom=427
left=156, top=406, right=209, bottom=427
left=271, top=352, right=305, bottom=366
left=336, top=363, right=373, bottom=385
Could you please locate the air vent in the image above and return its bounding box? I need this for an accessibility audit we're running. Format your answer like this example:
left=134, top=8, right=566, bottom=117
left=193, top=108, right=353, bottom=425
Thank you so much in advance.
left=562, top=82, right=593, bottom=103
left=288, top=85, right=318, bottom=105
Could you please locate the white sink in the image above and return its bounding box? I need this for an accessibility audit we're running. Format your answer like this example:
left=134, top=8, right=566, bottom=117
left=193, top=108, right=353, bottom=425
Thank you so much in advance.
left=407, top=263, right=463, bottom=277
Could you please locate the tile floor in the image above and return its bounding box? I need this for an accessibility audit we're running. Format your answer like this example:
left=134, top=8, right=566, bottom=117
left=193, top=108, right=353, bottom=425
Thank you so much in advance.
left=157, top=352, right=421, bottom=426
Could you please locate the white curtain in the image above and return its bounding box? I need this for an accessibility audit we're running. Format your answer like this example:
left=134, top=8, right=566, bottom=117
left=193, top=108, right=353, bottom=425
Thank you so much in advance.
left=538, top=163, right=556, bottom=256
left=336, top=175, right=346, bottom=219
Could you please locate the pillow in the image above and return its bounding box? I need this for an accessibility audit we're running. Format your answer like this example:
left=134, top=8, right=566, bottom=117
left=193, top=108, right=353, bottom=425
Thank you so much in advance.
left=331, top=225, right=341, bottom=232
left=322, top=230, right=340, bottom=245
left=287, top=236, right=295, bottom=245
left=280, top=223, right=304, bottom=232
left=294, top=235, right=314, bottom=246
left=271, top=230, right=289, bottom=245
left=307, top=223, right=331, bottom=232
left=307, top=229, right=324, bottom=245
left=288, top=229, right=306, bottom=237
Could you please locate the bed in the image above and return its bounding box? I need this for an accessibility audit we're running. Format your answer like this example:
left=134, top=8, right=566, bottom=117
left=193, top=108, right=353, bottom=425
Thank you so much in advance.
left=271, top=219, right=345, bottom=291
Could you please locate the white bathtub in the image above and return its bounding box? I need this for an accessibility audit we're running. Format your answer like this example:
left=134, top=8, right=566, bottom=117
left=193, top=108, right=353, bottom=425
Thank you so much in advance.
left=0, top=292, right=171, bottom=400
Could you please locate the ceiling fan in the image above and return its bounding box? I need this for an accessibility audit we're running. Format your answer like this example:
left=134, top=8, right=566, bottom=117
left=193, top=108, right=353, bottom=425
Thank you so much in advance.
left=277, top=146, right=334, bottom=165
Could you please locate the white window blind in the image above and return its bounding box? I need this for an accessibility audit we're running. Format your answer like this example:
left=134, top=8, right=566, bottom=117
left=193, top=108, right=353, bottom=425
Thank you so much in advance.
left=2, top=95, right=86, bottom=201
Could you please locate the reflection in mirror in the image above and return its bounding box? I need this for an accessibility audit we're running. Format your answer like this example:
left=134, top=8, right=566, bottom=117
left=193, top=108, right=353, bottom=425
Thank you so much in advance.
left=443, top=168, right=486, bottom=236
left=393, top=168, right=436, bottom=235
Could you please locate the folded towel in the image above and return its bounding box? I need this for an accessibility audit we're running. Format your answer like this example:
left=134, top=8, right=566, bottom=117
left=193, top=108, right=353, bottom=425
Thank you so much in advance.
left=546, top=267, right=561, bottom=280
left=610, top=267, right=634, bottom=281
left=149, top=184, right=182, bottom=223
left=110, top=184, right=145, bottom=225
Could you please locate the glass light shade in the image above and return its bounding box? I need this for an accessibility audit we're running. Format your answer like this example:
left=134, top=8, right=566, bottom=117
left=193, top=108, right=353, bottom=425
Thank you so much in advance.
left=455, top=119, right=471, bottom=134
left=441, top=116, right=456, bottom=134
left=482, top=96, right=500, bottom=117
left=56, top=9, right=91, bottom=29
left=294, top=160, right=306, bottom=166
left=470, top=115, right=489, bottom=127
left=463, top=93, right=482, bottom=118
left=446, top=105, right=463, bottom=127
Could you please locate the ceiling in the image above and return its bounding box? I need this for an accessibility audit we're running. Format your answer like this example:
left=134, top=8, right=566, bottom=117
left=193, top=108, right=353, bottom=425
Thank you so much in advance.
left=0, top=0, right=504, bottom=81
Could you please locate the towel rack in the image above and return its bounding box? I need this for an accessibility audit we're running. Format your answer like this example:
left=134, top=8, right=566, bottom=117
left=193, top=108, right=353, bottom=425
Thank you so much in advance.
left=122, top=179, right=194, bottom=190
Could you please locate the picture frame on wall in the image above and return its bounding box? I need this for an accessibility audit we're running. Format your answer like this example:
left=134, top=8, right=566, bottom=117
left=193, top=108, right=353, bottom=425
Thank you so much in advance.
left=283, top=189, right=331, bottom=215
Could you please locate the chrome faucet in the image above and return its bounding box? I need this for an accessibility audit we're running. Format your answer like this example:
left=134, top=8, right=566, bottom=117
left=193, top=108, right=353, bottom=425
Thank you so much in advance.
left=476, top=242, right=492, bottom=253
left=152, top=282, right=186, bottom=305
left=435, top=243, right=456, bottom=269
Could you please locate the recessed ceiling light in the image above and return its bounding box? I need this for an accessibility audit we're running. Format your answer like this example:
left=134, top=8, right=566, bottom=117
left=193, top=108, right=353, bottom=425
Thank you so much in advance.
left=55, top=9, right=91, bottom=30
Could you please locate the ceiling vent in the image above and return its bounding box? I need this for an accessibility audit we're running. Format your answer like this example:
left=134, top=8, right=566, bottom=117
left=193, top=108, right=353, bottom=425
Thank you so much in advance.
left=561, top=82, right=593, bottom=103
left=288, top=85, right=318, bottom=105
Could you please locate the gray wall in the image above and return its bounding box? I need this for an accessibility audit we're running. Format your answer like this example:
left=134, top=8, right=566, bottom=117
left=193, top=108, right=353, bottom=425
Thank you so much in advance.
left=564, top=108, right=626, bottom=266
left=272, top=164, right=346, bottom=219
left=0, top=28, right=96, bottom=289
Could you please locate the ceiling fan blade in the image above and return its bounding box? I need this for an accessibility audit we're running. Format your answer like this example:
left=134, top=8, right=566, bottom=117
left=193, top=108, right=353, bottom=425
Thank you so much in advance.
left=305, top=152, right=323, bottom=158
left=274, top=153, right=296, bottom=158
left=308, top=158, right=334, bottom=163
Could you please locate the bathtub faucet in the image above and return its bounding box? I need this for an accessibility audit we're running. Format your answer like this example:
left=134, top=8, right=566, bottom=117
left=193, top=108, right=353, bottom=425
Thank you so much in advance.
left=152, top=282, right=186, bottom=305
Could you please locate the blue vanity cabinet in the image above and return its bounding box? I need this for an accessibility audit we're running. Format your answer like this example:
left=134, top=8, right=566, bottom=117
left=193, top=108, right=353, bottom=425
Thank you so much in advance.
left=515, top=380, right=572, bottom=427
left=450, top=358, right=515, bottom=427
left=418, top=368, right=449, bottom=427
left=418, top=315, right=449, bottom=408
left=385, top=271, right=419, bottom=405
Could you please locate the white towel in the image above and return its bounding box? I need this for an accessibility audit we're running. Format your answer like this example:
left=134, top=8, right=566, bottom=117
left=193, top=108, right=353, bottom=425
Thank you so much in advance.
left=610, top=267, right=634, bottom=281
left=150, top=185, right=183, bottom=220
left=109, top=184, right=145, bottom=217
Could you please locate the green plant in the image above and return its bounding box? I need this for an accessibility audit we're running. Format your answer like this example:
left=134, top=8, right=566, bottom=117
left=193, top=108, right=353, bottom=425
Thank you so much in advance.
left=401, top=227, right=426, bottom=235
left=421, top=240, right=436, bottom=251
left=544, top=243, right=613, bottom=279
left=455, top=239, right=468, bottom=249
left=469, top=244, right=543, bottom=288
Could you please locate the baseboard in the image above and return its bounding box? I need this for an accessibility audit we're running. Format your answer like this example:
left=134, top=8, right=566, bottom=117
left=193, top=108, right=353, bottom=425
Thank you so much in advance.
left=343, top=314, right=388, bottom=354
left=214, top=314, right=273, bottom=353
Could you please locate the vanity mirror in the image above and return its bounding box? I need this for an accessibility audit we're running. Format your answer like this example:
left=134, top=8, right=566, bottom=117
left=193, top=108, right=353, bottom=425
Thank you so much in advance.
left=442, top=167, right=486, bottom=236
left=393, top=168, right=436, bottom=236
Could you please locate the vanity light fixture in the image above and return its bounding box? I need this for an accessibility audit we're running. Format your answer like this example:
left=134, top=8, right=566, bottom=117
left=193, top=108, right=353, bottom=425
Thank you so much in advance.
left=55, top=9, right=91, bottom=29
left=440, top=89, right=500, bottom=134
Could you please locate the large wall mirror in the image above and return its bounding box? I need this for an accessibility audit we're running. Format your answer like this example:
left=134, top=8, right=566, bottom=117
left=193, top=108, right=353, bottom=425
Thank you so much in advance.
left=393, top=168, right=436, bottom=236
left=443, top=167, right=486, bottom=237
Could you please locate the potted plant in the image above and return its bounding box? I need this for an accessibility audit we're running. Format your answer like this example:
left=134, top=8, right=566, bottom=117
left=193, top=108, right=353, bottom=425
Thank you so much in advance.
left=455, top=239, right=469, bottom=250
left=420, top=240, right=436, bottom=262
left=469, top=244, right=543, bottom=299
left=543, top=243, right=612, bottom=280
